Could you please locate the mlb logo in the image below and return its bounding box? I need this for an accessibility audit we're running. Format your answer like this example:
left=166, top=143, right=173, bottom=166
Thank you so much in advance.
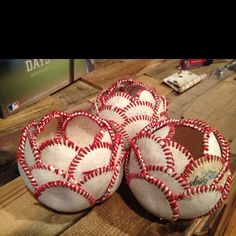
left=7, top=101, right=20, bottom=113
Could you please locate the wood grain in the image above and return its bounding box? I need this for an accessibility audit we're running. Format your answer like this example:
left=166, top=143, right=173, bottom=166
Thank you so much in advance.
left=0, top=178, right=89, bottom=236
left=81, top=59, right=162, bottom=90
left=213, top=166, right=236, bottom=236
left=168, top=74, right=236, bottom=154
left=0, top=80, right=99, bottom=186
left=61, top=182, right=157, bottom=236
left=61, top=61, right=236, bottom=235
left=0, top=80, right=99, bottom=135
left=135, top=74, right=173, bottom=96
left=144, top=59, right=180, bottom=80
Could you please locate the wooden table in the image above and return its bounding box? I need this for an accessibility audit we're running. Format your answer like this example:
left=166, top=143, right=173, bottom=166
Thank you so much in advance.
left=0, top=59, right=236, bottom=235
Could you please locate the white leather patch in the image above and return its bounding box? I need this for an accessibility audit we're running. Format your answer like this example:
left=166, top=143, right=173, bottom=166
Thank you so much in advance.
left=178, top=190, right=221, bottom=219
left=129, top=178, right=173, bottom=220
left=66, top=116, right=101, bottom=147
left=136, top=137, right=167, bottom=167
left=207, top=132, right=222, bottom=157
left=38, top=186, right=91, bottom=212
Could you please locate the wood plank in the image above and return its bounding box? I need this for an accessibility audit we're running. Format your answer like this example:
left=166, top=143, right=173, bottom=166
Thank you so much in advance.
left=0, top=178, right=89, bottom=236
left=0, top=149, right=19, bottom=186
left=184, top=60, right=229, bottom=77
left=81, top=59, right=157, bottom=90
left=168, top=77, right=236, bottom=153
left=0, top=96, right=61, bottom=135
left=143, top=59, right=229, bottom=95
left=144, top=59, right=180, bottom=80
left=52, top=80, right=99, bottom=110
left=1, top=59, right=236, bottom=235
left=65, top=101, right=92, bottom=114
left=210, top=174, right=236, bottom=236
left=0, top=80, right=99, bottom=136
left=144, top=59, right=229, bottom=81
left=84, top=75, right=174, bottom=106
left=163, top=74, right=236, bottom=235
left=221, top=184, right=236, bottom=236
left=0, top=100, right=93, bottom=187
left=135, top=74, right=173, bottom=96
left=221, top=208, right=236, bottom=236
left=167, top=78, right=220, bottom=119
left=92, top=59, right=166, bottom=78
left=135, top=59, right=166, bottom=76
left=204, top=152, right=236, bottom=235
left=0, top=80, right=99, bottom=186
left=61, top=65, right=236, bottom=236
left=61, top=182, right=156, bottom=236
left=86, top=75, right=173, bottom=104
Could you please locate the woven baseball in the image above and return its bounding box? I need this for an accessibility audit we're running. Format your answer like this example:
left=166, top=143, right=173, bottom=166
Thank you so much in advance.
left=92, top=76, right=168, bottom=148
left=126, top=118, right=231, bottom=221
left=17, top=111, right=125, bottom=212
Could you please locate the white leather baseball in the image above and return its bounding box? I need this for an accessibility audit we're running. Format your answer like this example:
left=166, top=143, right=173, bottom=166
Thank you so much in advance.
left=92, top=77, right=168, bottom=148
left=126, top=118, right=231, bottom=221
left=17, top=111, right=125, bottom=212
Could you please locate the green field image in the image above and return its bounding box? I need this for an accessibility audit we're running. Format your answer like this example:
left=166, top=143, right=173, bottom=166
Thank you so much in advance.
left=0, top=59, right=88, bottom=116
left=0, top=60, right=70, bottom=107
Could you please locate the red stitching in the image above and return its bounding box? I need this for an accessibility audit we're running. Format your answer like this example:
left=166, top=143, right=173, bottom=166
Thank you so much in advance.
left=140, top=118, right=230, bottom=164
left=104, top=91, right=134, bottom=106
left=124, top=100, right=155, bottom=115
left=68, top=142, right=113, bottom=176
left=130, top=132, right=175, bottom=170
left=121, top=115, right=153, bottom=142
left=78, top=165, right=114, bottom=185
left=182, top=154, right=227, bottom=184
left=203, top=128, right=230, bottom=163
left=110, top=133, right=125, bottom=167
left=124, top=151, right=131, bottom=177
left=145, top=165, right=190, bottom=190
left=34, top=180, right=96, bottom=205
left=17, top=126, right=40, bottom=168
left=30, top=162, right=76, bottom=183
left=139, top=120, right=175, bottom=139
left=107, top=76, right=135, bottom=95
left=80, top=161, right=124, bottom=204
left=62, top=111, right=104, bottom=140
left=126, top=173, right=179, bottom=221
left=100, top=119, right=116, bottom=141
left=17, top=108, right=128, bottom=214
left=98, top=105, right=128, bottom=126
left=201, top=177, right=231, bottom=218
left=38, top=137, right=80, bottom=153
left=35, top=111, right=68, bottom=138
left=122, top=114, right=153, bottom=127
left=109, top=120, right=131, bottom=147
left=17, top=158, right=38, bottom=189
left=93, top=127, right=114, bottom=145
left=129, top=143, right=148, bottom=174
left=166, top=141, right=194, bottom=167
left=99, top=104, right=126, bottom=116
left=93, top=88, right=110, bottom=113
left=218, top=174, right=231, bottom=196
left=175, top=184, right=223, bottom=201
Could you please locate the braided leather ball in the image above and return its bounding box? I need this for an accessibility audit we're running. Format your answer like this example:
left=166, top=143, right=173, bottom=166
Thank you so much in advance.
left=17, top=111, right=125, bottom=212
